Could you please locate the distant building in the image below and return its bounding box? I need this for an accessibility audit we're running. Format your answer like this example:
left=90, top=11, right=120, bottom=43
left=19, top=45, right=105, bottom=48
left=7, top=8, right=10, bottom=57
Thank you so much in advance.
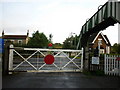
left=53, top=43, right=63, bottom=49
left=1, top=30, right=29, bottom=45
left=89, top=32, right=111, bottom=54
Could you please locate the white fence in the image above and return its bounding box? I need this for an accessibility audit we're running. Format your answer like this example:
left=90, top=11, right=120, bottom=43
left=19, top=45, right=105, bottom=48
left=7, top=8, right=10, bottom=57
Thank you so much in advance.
left=104, top=54, right=120, bottom=76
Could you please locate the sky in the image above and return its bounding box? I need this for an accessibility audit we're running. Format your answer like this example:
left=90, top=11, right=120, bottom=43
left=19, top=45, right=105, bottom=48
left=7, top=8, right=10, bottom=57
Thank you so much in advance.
left=0, top=0, right=119, bottom=45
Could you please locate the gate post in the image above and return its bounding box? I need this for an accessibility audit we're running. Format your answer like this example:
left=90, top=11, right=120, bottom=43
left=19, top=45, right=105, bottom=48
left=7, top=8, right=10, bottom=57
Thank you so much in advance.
left=83, top=46, right=89, bottom=71
left=81, top=48, right=84, bottom=72
left=104, top=54, right=107, bottom=75
left=2, top=41, right=11, bottom=75
left=8, top=44, right=14, bottom=74
left=118, top=23, right=120, bottom=43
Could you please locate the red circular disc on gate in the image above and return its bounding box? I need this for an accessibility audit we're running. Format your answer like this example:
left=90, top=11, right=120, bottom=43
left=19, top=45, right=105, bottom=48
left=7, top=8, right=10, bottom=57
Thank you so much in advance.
left=44, top=55, right=54, bottom=64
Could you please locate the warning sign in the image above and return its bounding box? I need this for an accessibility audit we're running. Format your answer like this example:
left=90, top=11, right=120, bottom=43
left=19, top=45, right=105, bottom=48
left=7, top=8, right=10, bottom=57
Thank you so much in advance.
left=92, top=57, right=99, bottom=64
left=44, top=54, right=54, bottom=64
left=116, top=57, right=120, bottom=61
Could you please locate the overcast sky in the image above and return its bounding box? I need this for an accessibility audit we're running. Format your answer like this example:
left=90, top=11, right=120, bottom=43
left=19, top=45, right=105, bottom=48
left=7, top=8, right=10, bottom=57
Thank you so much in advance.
left=0, top=0, right=119, bottom=45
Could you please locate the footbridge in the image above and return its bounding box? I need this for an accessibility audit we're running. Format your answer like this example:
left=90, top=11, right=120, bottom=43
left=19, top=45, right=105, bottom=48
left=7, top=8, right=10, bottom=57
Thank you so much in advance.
left=77, top=1, right=120, bottom=49
left=76, top=1, right=120, bottom=71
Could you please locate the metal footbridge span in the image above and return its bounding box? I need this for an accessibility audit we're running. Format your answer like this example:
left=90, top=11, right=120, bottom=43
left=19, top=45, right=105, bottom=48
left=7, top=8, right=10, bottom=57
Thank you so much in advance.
left=77, top=1, right=120, bottom=49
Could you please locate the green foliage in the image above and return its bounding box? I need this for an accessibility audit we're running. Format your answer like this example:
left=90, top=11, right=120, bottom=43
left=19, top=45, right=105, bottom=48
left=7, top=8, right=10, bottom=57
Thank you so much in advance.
left=53, top=43, right=63, bottom=49
left=83, top=70, right=104, bottom=76
left=63, top=35, right=79, bottom=49
left=63, top=37, right=73, bottom=49
left=94, top=70, right=104, bottom=76
left=27, top=31, right=49, bottom=48
left=111, top=43, right=120, bottom=54
left=83, top=70, right=92, bottom=76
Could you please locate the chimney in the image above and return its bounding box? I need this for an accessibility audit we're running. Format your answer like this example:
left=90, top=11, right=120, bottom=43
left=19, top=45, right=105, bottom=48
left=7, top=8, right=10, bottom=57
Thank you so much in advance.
left=2, top=30, right=4, bottom=37
left=27, top=30, right=29, bottom=36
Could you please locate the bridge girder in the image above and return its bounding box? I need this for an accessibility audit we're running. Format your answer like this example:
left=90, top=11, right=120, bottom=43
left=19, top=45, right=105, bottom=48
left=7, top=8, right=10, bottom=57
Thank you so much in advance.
left=78, top=1, right=120, bottom=49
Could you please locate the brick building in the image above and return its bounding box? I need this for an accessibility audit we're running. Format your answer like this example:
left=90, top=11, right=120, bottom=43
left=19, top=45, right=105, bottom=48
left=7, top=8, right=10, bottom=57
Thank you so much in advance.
left=1, top=30, right=29, bottom=45
left=89, top=32, right=111, bottom=54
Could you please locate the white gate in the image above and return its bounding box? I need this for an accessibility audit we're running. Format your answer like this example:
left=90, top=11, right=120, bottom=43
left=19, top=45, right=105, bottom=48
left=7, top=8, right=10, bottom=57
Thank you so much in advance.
left=9, top=45, right=83, bottom=73
left=104, top=54, right=120, bottom=76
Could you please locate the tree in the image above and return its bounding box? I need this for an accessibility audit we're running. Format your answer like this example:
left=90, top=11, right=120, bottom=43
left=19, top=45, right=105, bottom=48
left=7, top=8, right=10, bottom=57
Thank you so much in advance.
left=72, top=35, right=79, bottom=49
left=27, top=31, right=49, bottom=48
left=63, top=36, right=73, bottom=49
left=63, top=35, right=79, bottom=49
left=111, top=43, right=120, bottom=54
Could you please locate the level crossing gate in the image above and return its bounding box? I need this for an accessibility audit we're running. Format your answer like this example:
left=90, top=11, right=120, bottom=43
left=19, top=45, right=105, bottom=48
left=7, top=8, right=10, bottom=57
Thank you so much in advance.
left=9, top=45, right=83, bottom=73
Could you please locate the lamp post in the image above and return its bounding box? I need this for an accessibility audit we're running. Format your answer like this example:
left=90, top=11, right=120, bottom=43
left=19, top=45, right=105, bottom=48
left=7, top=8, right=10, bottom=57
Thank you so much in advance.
left=71, top=32, right=77, bottom=49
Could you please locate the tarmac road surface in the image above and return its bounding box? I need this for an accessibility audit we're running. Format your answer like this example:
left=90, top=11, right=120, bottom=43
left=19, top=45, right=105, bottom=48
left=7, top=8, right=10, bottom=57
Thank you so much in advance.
left=2, top=72, right=119, bottom=88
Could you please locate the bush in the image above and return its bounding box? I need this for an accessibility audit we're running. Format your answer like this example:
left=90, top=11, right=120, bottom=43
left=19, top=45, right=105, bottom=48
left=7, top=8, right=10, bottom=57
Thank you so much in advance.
left=83, top=70, right=92, bottom=76
left=83, top=70, right=105, bottom=76
left=94, top=70, right=104, bottom=76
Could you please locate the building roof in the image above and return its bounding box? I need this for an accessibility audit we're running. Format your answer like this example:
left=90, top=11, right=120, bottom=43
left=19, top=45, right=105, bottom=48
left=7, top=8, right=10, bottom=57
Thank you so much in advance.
left=2, top=35, right=28, bottom=39
left=88, top=32, right=111, bottom=46
left=103, top=35, right=111, bottom=46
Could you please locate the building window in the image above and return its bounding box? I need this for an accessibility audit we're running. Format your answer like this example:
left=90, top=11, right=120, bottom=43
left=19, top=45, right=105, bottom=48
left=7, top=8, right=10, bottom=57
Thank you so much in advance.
left=100, top=49, right=104, bottom=54
left=106, top=46, right=110, bottom=54
left=11, top=40, right=14, bottom=43
left=18, top=40, right=22, bottom=45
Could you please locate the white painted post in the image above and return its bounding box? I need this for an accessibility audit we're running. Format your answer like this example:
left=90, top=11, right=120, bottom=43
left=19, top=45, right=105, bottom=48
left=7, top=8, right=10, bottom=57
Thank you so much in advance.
left=114, top=55, right=116, bottom=75
left=104, top=54, right=107, bottom=75
left=81, top=48, right=83, bottom=72
left=118, top=56, right=120, bottom=76
left=118, top=23, right=120, bottom=44
left=111, top=55, right=114, bottom=75
left=9, top=44, right=14, bottom=74
left=98, top=39, right=102, bottom=57
left=117, top=55, right=120, bottom=76
left=116, top=55, right=119, bottom=76
left=106, top=55, right=109, bottom=75
left=37, top=53, right=39, bottom=70
left=108, top=55, right=111, bottom=75
left=113, top=55, right=116, bottom=75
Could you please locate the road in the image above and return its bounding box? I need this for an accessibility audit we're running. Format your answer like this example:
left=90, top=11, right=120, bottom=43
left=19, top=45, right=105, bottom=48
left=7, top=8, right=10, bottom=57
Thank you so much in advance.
left=2, top=72, right=119, bottom=88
